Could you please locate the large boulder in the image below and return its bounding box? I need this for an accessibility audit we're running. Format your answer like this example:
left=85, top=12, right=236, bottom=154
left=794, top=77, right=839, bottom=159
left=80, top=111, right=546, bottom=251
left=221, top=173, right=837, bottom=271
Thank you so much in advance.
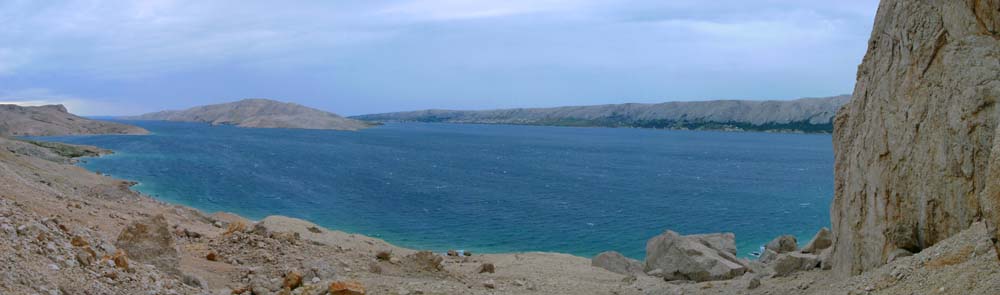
left=688, top=233, right=738, bottom=256
left=591, top=251, right=643, bottom=275
left=115, top=214, right=180, bottom=276
left=764, top=235, right=797, bottom=254
left=800, top=228, right=832, bottom=254
left=644, top=230, right=747, bottom=282
left=831, top=0, right=1000, bottom=276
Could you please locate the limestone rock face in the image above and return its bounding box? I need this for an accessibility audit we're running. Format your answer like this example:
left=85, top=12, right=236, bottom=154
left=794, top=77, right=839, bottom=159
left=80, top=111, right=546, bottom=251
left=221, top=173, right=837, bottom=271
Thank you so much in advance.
left=831, top=0, right=1000, bottom=276
left=591, top=251, right=643, bottom=275
left=115, top=214, right=180, bottom=276
left=644, top=230, right=747, bottom=282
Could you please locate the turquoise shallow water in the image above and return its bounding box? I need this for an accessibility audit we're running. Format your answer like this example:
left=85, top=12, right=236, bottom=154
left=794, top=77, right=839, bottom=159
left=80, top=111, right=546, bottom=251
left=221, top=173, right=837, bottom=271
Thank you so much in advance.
left=38, top=121, right=833, bottom=259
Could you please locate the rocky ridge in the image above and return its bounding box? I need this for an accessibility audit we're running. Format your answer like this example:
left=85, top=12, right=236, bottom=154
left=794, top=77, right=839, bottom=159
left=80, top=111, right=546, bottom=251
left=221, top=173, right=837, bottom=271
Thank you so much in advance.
left=0, top=104, right=148, bottom=136
left=129, top=99, right=375, bottom=131
left=354, top=95, right=849, bottom=133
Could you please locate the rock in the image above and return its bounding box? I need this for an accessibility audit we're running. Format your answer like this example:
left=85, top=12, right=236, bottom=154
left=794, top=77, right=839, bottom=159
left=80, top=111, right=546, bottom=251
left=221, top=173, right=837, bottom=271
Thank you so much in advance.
left=800, top=228, right=832, bottom=254
left=591, top=251, right=643, bottom=275
left=758, top=249, right=779, bottom=264
left=446, top=250, right=458, bottom=257
left=407, top=251, right=444, bottom=272
left=483, top=279, right=496, bottom=289
left=688, top=233, right=738, bottom=256
left=765, top=235, right=797, bottom=254
left=375, top=251, right=392, bottom=261
left=114, top=214, right=180, bottom=276
left=747, top=277, right=761, bottom=290
left=283, top=271, right=303, bottom=290
left=463, top=251, right=472, bottom=257
left=477, top=263, right=495, bottom=274
left=329, top=281, right=365, bottom=295
left=818, top=247, right=833, bottom=270
left=644, top=230, right=747, bottom=282
left=831, top=0, right=1000, bottom=276
left=182, top=273, right=207, bottom=289
left=206, top=251, right=219, bottom=261
left=304, top=261, right=336, bottom=281
left=771, top=253, right=819, bottom=277
left=112, top=249, right=129, bottom=269
left=886, top=248, right=913, bottom=264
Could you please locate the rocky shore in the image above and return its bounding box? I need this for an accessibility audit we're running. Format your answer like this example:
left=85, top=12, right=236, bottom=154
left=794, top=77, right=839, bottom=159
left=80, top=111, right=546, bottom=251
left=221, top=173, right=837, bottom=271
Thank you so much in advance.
left=2, top=134, right=998, bottom=295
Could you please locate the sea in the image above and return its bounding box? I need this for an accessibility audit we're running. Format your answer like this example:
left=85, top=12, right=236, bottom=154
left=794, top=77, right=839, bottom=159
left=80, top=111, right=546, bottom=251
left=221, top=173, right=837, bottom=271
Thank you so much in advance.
left=36, top=121, right=833, bottom=259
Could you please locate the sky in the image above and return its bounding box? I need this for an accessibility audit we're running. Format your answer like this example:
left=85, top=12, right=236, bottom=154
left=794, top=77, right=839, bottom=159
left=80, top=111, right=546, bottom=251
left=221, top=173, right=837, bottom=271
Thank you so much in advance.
left=0, top=0, right=879, bottom=116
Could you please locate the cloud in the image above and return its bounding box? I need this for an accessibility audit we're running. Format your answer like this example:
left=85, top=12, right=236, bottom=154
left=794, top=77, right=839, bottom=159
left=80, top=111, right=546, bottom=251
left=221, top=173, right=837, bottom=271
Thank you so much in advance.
left=0, top=0, right=880, bottom=114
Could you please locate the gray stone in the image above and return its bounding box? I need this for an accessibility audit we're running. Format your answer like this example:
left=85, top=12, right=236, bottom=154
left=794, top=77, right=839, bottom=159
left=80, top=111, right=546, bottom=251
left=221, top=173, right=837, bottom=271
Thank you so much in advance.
left=688, top=233, right=738, bottom=256
left=771, top=253, right=819, bottom=277
left=765, top=235, right=797, bottom=254
left=644, top=230, right=747, bottom=282
left=800, top=228, right=832, bottom=254
left=591, top=251, right=643, bottom=275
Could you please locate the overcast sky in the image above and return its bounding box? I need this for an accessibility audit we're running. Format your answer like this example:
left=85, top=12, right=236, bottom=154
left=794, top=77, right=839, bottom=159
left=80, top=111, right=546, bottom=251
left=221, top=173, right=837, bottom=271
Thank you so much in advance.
left=0, top=0, right=879, bottom=116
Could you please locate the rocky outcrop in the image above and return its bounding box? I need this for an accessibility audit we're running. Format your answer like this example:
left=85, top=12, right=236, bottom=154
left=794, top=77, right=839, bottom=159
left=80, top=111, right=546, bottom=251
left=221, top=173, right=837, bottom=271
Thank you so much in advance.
left=115, top=214, right=181, bottom=276
left=644, top=230, right=747, bottom=282
left=129, top=99, right=374, bottom=131
left=771, top=253, right=820, bottom=277
left=591, top=251, right=643, bottom=275
left=831, top=0, right=1000, bottom=276
left=355, top=95, right=850, bottom=133
left=0, top=104, right=148, bottom=136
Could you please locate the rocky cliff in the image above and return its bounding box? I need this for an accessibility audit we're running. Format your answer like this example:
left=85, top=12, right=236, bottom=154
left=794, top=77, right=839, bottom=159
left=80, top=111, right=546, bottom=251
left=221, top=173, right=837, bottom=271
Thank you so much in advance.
left=831, top=0, right=1000, bottom=276
left=0, top=104, right=149, bottom=136
left=130, top=99, right=374, bottom=131
left=355, top=95, right=849, bottom=133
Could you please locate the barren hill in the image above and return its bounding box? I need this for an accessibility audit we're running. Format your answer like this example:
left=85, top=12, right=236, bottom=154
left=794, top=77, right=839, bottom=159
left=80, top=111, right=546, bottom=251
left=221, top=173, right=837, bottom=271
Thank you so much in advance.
left=130, top=99, right=374, bottom=131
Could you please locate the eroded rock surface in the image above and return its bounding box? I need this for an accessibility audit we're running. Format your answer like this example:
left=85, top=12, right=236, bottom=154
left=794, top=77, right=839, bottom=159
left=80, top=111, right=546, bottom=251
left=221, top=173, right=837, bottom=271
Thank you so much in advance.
left=115, top=214, right=181, bottom=276
left=831, top=0, right=1000, bottom=276
left=644, top=230, right=747, bottom=282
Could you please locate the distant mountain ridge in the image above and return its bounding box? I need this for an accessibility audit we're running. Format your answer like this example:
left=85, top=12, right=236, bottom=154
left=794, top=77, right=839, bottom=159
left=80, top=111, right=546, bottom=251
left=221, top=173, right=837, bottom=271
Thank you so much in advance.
left=129, top=99, right=374, bottom=131
left=0, top=104, right=149, bottom=137
left=354, top=95, right=850, bottom=133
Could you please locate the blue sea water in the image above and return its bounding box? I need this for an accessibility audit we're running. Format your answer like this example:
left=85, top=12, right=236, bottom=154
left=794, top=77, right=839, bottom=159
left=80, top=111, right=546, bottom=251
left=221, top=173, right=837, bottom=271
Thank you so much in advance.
left=38, top=121, right=833, bottom=259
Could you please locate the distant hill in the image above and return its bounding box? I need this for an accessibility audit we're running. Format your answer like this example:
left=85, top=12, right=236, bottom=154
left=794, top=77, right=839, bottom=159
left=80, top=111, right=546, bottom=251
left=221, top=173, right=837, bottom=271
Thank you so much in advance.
left=354, top=95, right=850, bottom=133
left=128, top=99, right=375, bottom=131
left=0, top=104, right=149, bottom=137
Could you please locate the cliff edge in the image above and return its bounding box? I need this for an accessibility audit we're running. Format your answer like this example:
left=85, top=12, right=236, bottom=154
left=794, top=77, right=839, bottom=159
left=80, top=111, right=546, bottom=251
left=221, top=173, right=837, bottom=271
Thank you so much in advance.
left=831, top=0, right=1000, bottom=276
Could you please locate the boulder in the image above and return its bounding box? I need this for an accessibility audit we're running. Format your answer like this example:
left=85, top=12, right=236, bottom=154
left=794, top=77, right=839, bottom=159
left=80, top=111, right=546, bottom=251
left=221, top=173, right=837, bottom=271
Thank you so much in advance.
left=818, top=247, right=833, bottom=270
left=758, top=249, right=779, bottom=264
left=329, top=281, right=366, bottom=295
left=644, top=230, right=748, bottom=282
left=688, top=233, right=738, bottom=256
left=831, top=0, right=1000, bottom=276
left=771, top=253, right=819, bottom=277
left=591, top=251, right=643, bottom=275
left=764, top=235, right=797, bottom=254
left=115, top=214, right=180, bottom=276
left=800, top=228, right=832, bottom=254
